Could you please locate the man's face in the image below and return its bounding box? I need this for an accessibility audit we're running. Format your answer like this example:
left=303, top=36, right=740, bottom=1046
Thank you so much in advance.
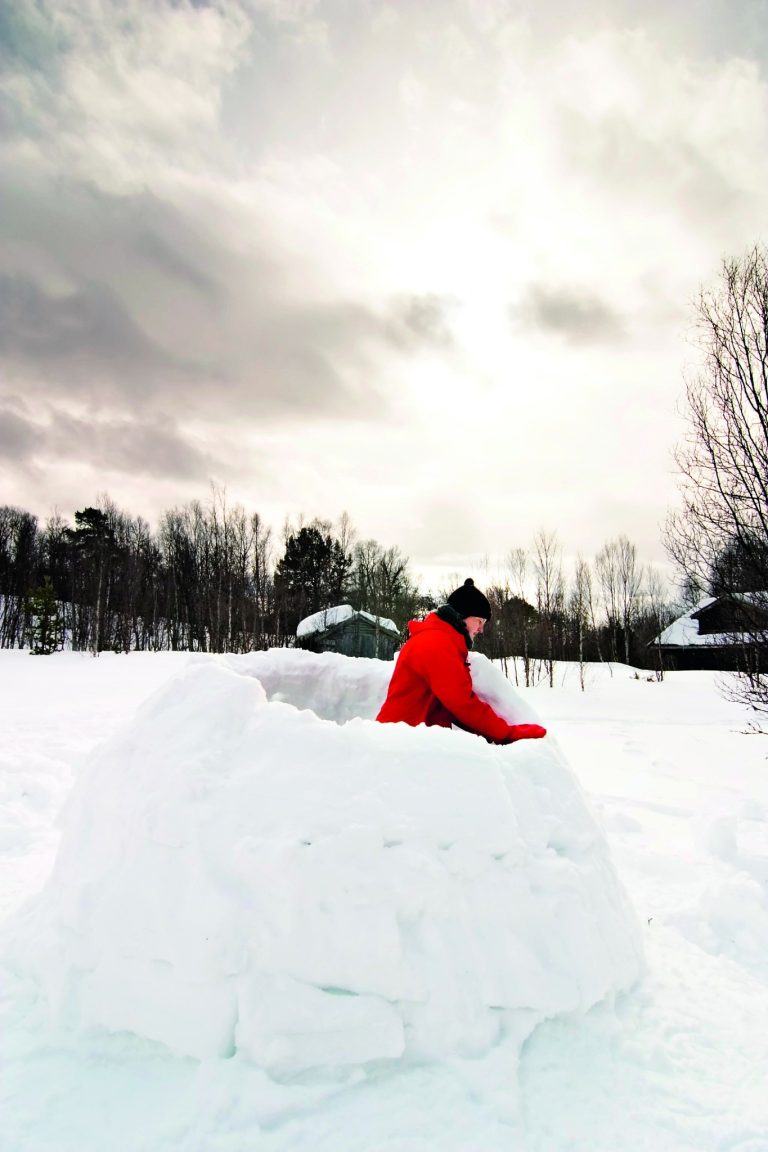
left=464, top=616, right=487, bottom=640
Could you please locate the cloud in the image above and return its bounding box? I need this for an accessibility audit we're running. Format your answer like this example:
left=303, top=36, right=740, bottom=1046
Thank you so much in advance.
left=3, top=0, right=768, bottom=566
left=0, top=403, right=216, bottom=482
left=514, top=284, right=627, bottom=345
left=556, top=102, right=753, bottom=231
left=386, top=295, right=456, bottom=350
left=0, top=0, right=251, bottom=184
left=0, top=408, right=42, bottom=461
left=0, top=171, right=457, bottom=427
left=0, top=274, right=185, bottom=400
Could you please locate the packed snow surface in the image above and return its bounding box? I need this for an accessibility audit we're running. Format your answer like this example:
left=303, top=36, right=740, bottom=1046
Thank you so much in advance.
left=295, top=604, right=399, bottom=639
left=2, top=651, right=768, bottom=1151
left=6, top=649, right=642, bottom=1072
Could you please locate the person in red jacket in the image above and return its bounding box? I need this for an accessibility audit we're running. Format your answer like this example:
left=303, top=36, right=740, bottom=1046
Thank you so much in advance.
left=376, top=578, right=547, bottom=745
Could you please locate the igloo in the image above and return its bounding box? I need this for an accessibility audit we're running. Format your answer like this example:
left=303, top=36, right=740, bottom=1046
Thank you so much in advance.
left=7, top=650, right=644, bottom=1073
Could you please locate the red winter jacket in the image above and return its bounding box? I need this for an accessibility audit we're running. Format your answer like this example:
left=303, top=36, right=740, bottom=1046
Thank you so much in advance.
left=376, top=612, right=520, bottom=744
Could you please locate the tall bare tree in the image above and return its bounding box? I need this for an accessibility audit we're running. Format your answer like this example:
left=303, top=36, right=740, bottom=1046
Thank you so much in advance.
left=595, top=539, right=621, bottom=662
left=644, top=565, right=672, bottom=682
left=507, top=547, right=532, bottom=686
left=616, top=535, right=643, bottom=665
left=666, top=245, right=768, bottom=713
left=533, top=530, right=563, bottom=688
left=571, top=555, right=592, bottom=691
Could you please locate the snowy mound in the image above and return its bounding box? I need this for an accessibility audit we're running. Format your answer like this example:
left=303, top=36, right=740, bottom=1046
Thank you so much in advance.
left=7, top=651, right=644, bottom=1073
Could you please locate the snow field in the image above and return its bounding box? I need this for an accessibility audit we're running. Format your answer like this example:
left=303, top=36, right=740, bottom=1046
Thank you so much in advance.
left=5, top=650, right=642, bottom=1073
left=1, top=652, right=768, bottom=1150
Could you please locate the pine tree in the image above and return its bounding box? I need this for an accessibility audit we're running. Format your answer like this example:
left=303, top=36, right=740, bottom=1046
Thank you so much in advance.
left=65, top=507, right=117, bottom=654
left=274, top=525, right=353, bottom=635
left=26, top=576, right=64, bottom=655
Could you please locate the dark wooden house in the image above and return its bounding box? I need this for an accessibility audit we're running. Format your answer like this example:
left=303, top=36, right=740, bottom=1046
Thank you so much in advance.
left=651, top=594, right=768, bottom=671
left=296, top=605, right=401, bottom=660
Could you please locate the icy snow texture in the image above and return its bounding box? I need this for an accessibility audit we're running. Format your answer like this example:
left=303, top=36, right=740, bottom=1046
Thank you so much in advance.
left=295, top=604, right=399, bottom=639
left=7, top=650, right=643, bottom=1073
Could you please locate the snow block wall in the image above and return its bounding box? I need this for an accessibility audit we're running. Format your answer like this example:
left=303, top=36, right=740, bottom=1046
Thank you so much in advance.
left=7, top=650, right=644, bottom=1073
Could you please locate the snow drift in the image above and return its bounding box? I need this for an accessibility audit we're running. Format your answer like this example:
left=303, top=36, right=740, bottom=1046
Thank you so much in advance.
left=6, top=649, right=644, bottom=1073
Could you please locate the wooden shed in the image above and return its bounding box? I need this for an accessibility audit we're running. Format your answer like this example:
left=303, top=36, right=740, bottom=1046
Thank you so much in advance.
left=296, top=604, right=401, bottom=660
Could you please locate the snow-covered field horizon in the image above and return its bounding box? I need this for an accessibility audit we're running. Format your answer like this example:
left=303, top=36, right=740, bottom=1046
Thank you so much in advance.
left=2, top=650, right=768, bottom=1151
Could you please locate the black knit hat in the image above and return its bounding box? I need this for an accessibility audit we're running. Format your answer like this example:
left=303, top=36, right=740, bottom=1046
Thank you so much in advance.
left=447, top=578, right=491, bottom=621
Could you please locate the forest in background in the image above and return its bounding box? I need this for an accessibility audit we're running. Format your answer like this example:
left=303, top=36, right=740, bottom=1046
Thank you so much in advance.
left=1, top=488, right=678, bottom=680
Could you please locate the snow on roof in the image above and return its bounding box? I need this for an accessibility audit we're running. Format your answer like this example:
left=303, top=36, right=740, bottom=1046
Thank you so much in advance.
left=296, top=604, right=399, bottom=639
left=656, top=595, right=766, bottom=647
left=656, top=597, right=716, bottom=647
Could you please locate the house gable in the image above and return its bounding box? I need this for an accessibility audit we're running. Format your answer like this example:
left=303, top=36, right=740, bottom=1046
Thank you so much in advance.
left=691, top=596, right=768, bottom=636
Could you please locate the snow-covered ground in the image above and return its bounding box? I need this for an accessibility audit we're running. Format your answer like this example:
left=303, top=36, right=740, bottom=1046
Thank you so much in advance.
left=2, top=650, right=768, bottom=1151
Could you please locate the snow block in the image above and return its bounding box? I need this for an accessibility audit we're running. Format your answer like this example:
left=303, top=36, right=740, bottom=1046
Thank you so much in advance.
left=6, top=651, right=644, bottom=1072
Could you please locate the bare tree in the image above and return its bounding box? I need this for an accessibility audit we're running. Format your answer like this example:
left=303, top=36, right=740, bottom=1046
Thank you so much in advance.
left=336, top=511, right=357, bottom=579
left=665, top=245, right=768, bottom=714
left=352, top=538, right=417, bottom=646
left=533, top=530, right=563, bottom=688
left=508, top=546, right=531, bottom=686
left=645, top=565, right=672, bottom=682
left=250, top=513, right=273, bottom=649
left=571, top=555, right=592, bottom=691
left=595, top=539, right=621, bottom=662
left=616, top=536, right=643, bottom=665
left=0, top=506, right=39, bottom=648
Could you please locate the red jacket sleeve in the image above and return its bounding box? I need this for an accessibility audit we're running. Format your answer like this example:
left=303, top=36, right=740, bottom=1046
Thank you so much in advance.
left=411, top=632, right=514, bottom=743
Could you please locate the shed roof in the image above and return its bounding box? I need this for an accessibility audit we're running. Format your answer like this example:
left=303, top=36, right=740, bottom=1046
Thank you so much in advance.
left=653, top=594, right=768, bottom=648
left=296, top=604, right=400, bottom=640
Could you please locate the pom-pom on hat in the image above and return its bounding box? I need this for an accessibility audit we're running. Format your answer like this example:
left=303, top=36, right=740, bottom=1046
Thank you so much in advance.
left=447, top=578, right=491, bottom=621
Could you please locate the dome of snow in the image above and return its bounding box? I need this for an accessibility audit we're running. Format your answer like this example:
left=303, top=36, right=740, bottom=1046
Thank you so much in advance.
left=6, top=650, right=644, bottom=1073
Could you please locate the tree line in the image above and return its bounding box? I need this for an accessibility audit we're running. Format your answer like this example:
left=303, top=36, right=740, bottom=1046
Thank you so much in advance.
left=1, top=495, right=423, bottom=657
left=467, top=531, right=673, bottom=686
left=1, top=491, right=678, bottom=676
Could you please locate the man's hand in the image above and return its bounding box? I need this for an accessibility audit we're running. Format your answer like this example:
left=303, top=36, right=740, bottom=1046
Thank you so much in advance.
left=504, top=724, right=547, bottom=743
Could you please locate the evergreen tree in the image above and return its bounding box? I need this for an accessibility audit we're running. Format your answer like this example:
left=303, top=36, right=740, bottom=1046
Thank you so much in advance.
left=26, top=576, right=64, bottom=655
left=65, top=507, right=117, bottom=654
left=275, top=524, right=353, bottom=635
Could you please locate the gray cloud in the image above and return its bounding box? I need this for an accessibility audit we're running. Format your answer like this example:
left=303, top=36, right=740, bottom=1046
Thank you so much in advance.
left=515, top=284, right=627, bottom=345
left=0, top=408, right=43, bottom=461
left=558, top=108, right=749, bottom=229
left=132, top=227, right=222, bottom=300
left=53, top=413, right=214, bottom=480
left=0, top=0, right=63, bottom=84
left=605, top=0, right=768, bottom=62
left=0, top=173, right=454, bottom=428
left=0, top=404, right=216, bottom=481
left=0, top=274, right=185, bottom=399
left=386, top=294, right=456, bottom=350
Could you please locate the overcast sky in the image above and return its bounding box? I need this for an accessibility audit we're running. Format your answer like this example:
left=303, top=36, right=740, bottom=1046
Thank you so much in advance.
left=2, top=0, right=768, bottom=585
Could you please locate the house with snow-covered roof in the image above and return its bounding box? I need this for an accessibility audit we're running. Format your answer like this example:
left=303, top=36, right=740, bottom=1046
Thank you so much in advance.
left=651, top=593, right=768, bottom=671
left=296, top=604, right=401, bottom=660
